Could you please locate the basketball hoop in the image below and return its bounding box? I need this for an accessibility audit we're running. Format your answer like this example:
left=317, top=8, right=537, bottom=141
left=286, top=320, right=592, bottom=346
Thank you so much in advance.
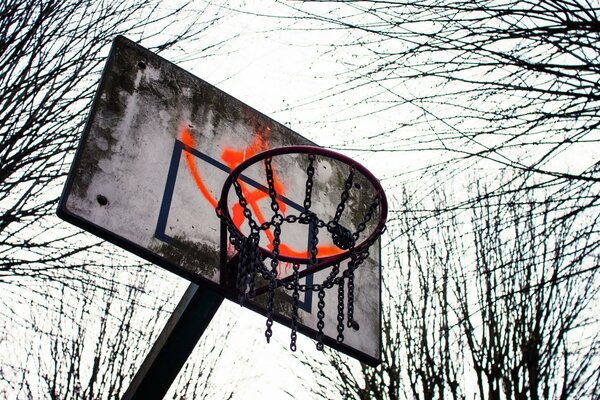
left=216, top=146, right=387, bottom=352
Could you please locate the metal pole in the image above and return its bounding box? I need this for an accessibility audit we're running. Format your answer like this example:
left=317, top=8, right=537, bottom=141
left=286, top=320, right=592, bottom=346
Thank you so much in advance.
left=122, top=283, right=223, bottom=400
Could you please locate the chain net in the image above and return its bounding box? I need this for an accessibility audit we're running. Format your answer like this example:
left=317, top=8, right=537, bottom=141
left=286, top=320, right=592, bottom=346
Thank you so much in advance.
left=216, top=152, right=385, bottom=351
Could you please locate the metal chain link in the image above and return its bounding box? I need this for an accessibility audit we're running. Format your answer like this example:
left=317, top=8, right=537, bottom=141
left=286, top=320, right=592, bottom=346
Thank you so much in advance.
left=316, top=288, right=325, bottom=351
left=302, top=154, right=316, bottom=217
left=353, top=195, right=381, bottom=241
left=290, top=262, right=300, bottom=351
left=326, top=165, right=357, bottom=250
left=265, top=219, right=281, bottom=344
left=322, top=262, right=341, bottom=289
left=336, top=280, right=345, bottom=343
left=264, top=157, right=280, bottom=214
left=215, top=151, right=386, bottom=353
left=332, top=165, right=355, bottom=224
left=232, top=179, right=259, bottom=231
left=347, top=270, right=355, bottom=328
left=308, top=213, right=319, bottom=269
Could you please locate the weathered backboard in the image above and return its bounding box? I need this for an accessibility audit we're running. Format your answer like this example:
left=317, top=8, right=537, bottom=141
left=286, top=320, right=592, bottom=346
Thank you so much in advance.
left=58, top=36, right=381, bottom=365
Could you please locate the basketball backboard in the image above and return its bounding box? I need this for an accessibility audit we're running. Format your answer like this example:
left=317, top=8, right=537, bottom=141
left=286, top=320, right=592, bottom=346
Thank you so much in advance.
left=58, top=36, right=382, bottom=366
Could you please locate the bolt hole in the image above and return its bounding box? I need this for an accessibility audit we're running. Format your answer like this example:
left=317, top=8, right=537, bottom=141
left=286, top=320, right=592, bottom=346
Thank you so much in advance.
left=354, top=183, right=362, bottom=190
left=138, top=61, right=146, bottom=69
left=351, top=321, right=360, bottom=331
left=96, top=195, right=108, bottom=206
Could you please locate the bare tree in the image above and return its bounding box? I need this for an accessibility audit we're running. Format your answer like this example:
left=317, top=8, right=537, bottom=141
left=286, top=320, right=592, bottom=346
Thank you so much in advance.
left=272, top=1, right=600, bottom=252
left=459, top=181, right=599, bottom=400
left=0, top=0, right=241, bottom=398
left=0, top=263, right=234, bottom=399
left=262, top=2, right=600, bottom=398
left=0, top=0, right=229, bottom=283
left=276, top=0, right=599, bottom=179
left=302, top=177, right=599, bottom=399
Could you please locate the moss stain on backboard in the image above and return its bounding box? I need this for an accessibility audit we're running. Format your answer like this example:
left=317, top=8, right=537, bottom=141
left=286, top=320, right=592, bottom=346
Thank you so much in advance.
left=150, top=235, right=220, bottom=278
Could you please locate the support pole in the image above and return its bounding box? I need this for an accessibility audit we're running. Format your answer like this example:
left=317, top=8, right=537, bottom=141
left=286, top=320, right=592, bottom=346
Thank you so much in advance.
left=122, top=283, right=223, bottom=400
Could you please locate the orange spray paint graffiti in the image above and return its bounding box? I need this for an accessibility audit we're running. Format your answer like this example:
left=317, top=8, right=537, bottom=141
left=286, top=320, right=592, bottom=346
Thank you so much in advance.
left=179, top=126, right=218, bottom=209
left=179, top=124, right=340, bottom=261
